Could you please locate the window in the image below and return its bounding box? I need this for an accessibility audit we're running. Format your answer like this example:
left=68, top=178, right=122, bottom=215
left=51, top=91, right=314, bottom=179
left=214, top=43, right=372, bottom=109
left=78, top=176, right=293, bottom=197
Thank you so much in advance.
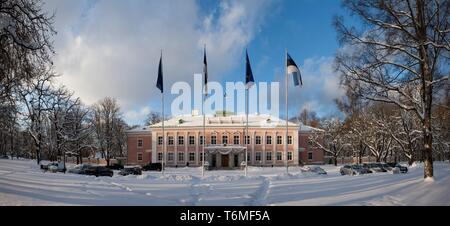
left=189, top=136, right=195, bottom=145
left=200, top=153, right=204, bottom=162
left=189, top=152, right=195, bottom=162
left=137, top=139, right=143, bottom=148
left=247, top=153, right=251, bottom=162
left=266, top=152, right=272, bottom=161
left=158, top=152, right=163, bottom=161
left=168, top=136, right=174, bottom=145
left=199, top=136, right=204, bottom=145
left=255, top=136, right=261, bottom=145
left=288, top=152, right=293, bottom=161
left=255, top=152, right=262, bottom=161
left=137, top=153, right=143, bottom=161
left=266, top=136, right=272, bottom=145
left=211, top=136, right=217, bottom=145
left=276, top=152, right=282, bottom=161
left=178, top=136, right=184, bottom=145
left=308, top=152, right=313, bottom=160
left=178, top=152, right=184, bottom=162
left=222, top=136, right=228, bottom=144
left=277, top=136, right=282, bottom=145
left=158, top=136, right=163, bottom=145
left=288, top=136, right=292, bottom=145
left=245, top=136, right=250, bottom=144
left=168, top=152, right=174, bottom=161
left=233, top=135, right=240, bottom=145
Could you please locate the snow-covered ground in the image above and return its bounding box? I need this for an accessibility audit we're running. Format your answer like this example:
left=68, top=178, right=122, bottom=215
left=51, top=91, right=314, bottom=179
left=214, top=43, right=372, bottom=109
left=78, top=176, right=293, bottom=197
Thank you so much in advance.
left=0, top=159, right=449, bottom=206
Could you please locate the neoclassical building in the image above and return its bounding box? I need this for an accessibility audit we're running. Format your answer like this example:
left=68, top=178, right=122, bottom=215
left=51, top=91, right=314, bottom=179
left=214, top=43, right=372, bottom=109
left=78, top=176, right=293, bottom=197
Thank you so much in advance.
left=126, top=112, right=324, bottom=168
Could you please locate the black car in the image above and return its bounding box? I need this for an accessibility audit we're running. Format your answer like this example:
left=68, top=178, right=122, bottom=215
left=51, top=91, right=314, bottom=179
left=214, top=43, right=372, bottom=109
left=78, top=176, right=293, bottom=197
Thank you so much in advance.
left=106, top=163, right=124, bottom=170
left=84, top=166, right=114, bottom=177
left=0, top=155, right=8, bottom=159
left=142, top=163, right=162, bottom=171
left=119, top=167, right=142, bottom=176
left=387, top=162, right=408, bottom=173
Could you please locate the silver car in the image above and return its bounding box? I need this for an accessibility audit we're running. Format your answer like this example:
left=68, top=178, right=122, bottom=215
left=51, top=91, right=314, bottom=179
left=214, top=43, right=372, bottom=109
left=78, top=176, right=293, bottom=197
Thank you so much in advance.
left=68, top=164, right=93, bottom=174
left=340, top=165, right=372, bottom=176
left=301, top=166, right=327, bottom=175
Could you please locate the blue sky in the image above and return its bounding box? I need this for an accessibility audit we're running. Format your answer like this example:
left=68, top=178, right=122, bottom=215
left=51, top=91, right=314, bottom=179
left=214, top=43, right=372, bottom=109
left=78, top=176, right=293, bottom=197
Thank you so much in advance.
left=44, top=0, right=351, bottom=125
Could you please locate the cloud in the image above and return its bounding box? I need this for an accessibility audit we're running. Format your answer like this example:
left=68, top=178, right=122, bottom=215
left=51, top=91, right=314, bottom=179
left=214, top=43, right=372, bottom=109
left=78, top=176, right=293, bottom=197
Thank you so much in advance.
left=274, top=56, right=345, bottom=118
left=43, top=0, right=275, bottom=125
left=124, top=106, right=151, bottom=123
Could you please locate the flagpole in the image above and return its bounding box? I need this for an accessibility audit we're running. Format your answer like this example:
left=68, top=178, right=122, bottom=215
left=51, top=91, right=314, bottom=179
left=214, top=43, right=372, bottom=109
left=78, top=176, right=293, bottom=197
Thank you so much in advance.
left=245, top=86, right=249, bottom=177
left=202, top=44, right=206, bottom=178
left=161, top=50, right=166, bottom=176
left=285, top=48, right=289, bottom=174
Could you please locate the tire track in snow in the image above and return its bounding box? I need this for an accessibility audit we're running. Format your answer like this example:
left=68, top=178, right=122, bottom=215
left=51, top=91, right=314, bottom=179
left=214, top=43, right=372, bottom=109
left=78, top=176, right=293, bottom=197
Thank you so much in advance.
left=250, top=177, right=271, bottom=206
left=182, top=179, right=214, bottom=206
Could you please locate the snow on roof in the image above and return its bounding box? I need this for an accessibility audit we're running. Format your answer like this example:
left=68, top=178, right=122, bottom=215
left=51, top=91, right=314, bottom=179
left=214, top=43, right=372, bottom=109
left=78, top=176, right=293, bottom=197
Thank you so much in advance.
left=148, top=114, right=298, bottom=128
left=126, top=126, right=151, bottom=133
left=298, top=123, right=324, bottom=132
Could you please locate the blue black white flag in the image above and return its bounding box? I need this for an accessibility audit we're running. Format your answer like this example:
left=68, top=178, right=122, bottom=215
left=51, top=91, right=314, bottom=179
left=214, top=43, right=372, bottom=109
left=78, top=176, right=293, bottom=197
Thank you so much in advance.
left=156, top=53, right=163, bottom=93
left=203, top=46, right=208, bottom=96
left=287, top=53, right=302, bottom=86
left=245, top=49, right=255, bottom=89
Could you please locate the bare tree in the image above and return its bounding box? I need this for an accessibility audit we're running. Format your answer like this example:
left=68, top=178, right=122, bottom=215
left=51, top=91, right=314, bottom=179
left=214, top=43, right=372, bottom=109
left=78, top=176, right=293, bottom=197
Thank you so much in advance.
left=144, top=111, right=162, bottom=126
left=92, top=97, right=126, bottom=166
left=309, top=118, right=351, bottom=166
left=335, top=0, right=449, bottom=178
left=1, top=0, right=55, bottom=101
left=19, top=68, right=55, bottom=164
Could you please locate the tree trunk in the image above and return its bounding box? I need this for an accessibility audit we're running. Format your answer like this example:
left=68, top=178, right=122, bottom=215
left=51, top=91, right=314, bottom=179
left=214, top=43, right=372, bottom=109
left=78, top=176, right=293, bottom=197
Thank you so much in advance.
left=416, top=0, right=434, bottom=179
left=333, top=156, right=337, bottom=166
left=423, top=132, right=433, bottom=178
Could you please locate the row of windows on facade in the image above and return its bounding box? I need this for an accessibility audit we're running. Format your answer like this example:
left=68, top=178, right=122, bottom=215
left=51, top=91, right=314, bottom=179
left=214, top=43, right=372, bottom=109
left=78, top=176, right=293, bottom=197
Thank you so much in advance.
left=137, top=151, right=316, bottom=162
left=137, top=135, right=293, bottom=148
left=136, top=151, right=306, bottom=163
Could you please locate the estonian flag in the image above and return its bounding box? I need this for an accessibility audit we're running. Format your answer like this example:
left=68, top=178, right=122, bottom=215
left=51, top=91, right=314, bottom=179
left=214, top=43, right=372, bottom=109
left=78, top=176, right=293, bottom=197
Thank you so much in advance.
left=287, top=53, right=302, bottom=86
left=203, top=46, right=208, bottom=96
left=245, top=49, right=255, bottom=89
left=156, top=53, right=163, bottom=93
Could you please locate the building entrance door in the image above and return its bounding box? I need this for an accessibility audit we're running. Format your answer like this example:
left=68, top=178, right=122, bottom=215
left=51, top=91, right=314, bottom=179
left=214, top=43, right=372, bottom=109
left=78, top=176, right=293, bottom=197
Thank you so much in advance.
left=221, top=154, right=229, bottom=167
left=234, top=154, right=239, bottom=167
left=211, top=154, right=216, bottom=168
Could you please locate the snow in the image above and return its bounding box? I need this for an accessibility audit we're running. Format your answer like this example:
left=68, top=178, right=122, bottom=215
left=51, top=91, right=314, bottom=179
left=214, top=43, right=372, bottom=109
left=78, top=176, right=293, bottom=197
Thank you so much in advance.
left=0, top=159, right=449, bottom=206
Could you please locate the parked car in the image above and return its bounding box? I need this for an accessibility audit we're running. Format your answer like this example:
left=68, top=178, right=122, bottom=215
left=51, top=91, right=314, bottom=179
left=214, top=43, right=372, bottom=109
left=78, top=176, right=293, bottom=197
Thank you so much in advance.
left=340, top=164, right=372, bottom=175
left=84, top=166, right=114, bottom=177
left=0, top=155, right=9, bottom=159
left=106, top=163, right=124, bottom=170
left=386, top=162, right=408, bottom=173
left=68, top=164, right=93, bottom=174
left=119, top=167, right=142, bottom=176
left=41, top=162, right=66, bottom=173
left=363, top=163, right=388, bottom=173
left=380, top=163, right=400, bottom=174
left=300, top=166, right=327, bottom=175
left=142, top=163, right=162, bottom=171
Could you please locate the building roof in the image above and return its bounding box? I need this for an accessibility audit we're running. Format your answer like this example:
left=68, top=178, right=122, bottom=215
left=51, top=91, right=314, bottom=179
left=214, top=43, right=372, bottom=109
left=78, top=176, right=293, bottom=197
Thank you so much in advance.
left=126, top=126, right=152, bottom=134
left=148, top=114, right=298, bottom=129
left=298, top=122, right=324, bottom=133
left=126, top=114, right=323, bottom=133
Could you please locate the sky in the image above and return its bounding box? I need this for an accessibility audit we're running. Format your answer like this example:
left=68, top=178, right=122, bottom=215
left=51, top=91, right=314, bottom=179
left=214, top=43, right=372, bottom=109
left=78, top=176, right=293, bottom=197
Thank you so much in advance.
left=43, top=0, right=350, bottom=126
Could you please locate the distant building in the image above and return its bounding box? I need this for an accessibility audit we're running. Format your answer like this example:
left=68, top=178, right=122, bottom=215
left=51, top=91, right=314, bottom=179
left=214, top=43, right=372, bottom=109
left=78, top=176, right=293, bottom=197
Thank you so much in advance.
left=126, top=112, right=324, bottom=168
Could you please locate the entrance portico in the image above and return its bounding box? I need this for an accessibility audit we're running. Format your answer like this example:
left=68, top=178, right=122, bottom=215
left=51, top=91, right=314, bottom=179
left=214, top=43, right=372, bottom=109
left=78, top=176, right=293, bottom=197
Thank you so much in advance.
left=204, top=145, right=246, bottom=169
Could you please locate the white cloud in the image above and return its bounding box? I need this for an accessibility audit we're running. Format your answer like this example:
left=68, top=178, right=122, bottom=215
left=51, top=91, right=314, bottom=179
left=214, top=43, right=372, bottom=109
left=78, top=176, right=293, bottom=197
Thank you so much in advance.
left=43, top=0, right=275, bottom=125
left=275, top=56, right=345, bottom=118
left=124, top=106, right=151, bottom=123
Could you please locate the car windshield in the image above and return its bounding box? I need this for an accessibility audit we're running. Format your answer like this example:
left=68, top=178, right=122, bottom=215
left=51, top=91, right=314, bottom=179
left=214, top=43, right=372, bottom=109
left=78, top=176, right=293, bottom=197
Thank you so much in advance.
left=352, top=165, right=362, bottom=169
